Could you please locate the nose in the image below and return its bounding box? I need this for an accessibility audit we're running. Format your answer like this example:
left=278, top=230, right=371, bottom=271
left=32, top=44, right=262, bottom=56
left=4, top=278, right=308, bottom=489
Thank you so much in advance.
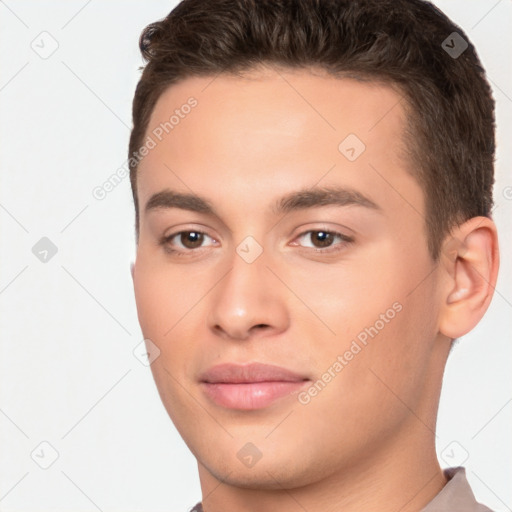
left=206, top=247, right=289, bottom=341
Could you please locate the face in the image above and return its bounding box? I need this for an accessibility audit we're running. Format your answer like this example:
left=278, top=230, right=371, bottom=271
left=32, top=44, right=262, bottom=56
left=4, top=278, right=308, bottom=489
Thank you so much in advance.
left=132, top=66, right=449, bottom=489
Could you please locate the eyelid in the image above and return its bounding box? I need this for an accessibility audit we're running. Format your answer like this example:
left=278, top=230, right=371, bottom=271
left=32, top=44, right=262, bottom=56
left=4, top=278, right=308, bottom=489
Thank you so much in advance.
left=291, top=229, right=354, bottom=250
left=160, top=227, right=219, bottom=251
left=172, top=231, right=215, bottom=248
left=289, top=222, right=355, bottom=241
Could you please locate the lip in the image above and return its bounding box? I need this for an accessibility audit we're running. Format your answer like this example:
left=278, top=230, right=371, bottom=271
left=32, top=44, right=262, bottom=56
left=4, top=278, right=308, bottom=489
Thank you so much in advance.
left=199, top=362, right=310, bottom=410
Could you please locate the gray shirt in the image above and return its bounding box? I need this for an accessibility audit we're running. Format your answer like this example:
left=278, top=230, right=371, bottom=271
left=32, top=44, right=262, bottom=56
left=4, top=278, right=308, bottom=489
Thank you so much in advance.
left=189, top=466, right=494, bottom=511
left=421, top=466, right=493, bottom=511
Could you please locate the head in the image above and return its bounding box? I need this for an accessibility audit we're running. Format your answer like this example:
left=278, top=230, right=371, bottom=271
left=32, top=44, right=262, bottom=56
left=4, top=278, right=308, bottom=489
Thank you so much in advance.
left=129, top=0, right=499, bottom=497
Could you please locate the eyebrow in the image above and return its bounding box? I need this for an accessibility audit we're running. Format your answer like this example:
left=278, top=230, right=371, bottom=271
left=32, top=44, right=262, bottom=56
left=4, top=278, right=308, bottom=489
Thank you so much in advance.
left=273, top=186, right=380, bottom=215
left=144, top=186, right=380, bottom=216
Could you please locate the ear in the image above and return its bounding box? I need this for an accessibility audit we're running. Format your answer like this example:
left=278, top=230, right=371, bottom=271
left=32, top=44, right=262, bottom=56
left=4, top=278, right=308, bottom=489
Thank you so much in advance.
left=438, top=216, right=499, bottom=339
left=130, top=261, right=135, bottom=281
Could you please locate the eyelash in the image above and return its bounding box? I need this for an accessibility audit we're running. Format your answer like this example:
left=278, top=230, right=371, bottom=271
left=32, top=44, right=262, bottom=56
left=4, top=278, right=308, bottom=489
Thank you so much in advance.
left=159, top=229, right=354, bottom=257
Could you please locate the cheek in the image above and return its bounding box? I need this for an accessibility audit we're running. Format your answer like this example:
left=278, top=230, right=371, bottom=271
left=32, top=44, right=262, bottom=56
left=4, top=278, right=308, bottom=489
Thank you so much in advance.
left=292, top=242, right=438, bottom=395
left=132, top=258, right=192, bottom=349
left=132, top=257, right=208, bottom=372
left=133, top=240, right=196, bottom=321
left=133, top=266, right=167, bottom=338
left=283, top=251, right=400, bottom=342
left=132, top=263, right=199, bottom=416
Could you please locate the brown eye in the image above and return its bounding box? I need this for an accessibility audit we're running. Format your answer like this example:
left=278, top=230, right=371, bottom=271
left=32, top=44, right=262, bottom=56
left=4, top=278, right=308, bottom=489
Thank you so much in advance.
left=179, top=231, right=204, bottom=249
left=310, top=231, right=334, bottom=248
left=295, top=230, right=353, bottom=251
left=160, top=230, right=217, bottom=256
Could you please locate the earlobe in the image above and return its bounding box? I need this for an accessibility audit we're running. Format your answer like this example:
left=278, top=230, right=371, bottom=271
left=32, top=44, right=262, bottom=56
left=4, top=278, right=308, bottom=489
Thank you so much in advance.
left=438, top=217, right=499, bottom=339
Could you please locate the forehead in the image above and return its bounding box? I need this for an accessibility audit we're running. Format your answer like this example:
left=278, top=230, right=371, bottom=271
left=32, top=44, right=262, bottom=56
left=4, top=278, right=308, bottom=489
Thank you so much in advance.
left=137, top=66, right=423, bottom=223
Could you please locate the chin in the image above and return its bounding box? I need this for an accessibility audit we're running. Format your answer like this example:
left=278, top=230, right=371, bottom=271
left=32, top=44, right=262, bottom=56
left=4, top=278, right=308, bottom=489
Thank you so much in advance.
left=202, top=459, right=305, bottom=490
left=197, top=444, right=330, bottom=491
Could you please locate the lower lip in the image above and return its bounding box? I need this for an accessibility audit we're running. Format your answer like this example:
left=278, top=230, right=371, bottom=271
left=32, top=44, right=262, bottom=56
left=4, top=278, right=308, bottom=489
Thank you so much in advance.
left=201, top=381, right=309, bottom=410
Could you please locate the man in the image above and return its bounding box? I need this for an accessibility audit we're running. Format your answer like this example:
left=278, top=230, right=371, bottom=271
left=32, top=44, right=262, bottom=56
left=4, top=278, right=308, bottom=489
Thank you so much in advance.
left=129, top=0, right=500, bottom=510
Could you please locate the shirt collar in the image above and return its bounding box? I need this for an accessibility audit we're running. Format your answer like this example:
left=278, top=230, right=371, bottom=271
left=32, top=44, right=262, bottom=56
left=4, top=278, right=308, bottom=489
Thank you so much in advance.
left=421, top=466, right=493, bottom=511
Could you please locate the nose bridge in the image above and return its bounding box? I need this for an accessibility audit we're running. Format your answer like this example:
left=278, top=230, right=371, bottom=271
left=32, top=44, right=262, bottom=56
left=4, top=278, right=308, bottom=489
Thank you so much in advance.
left=207, top=242, right=288, bottom=339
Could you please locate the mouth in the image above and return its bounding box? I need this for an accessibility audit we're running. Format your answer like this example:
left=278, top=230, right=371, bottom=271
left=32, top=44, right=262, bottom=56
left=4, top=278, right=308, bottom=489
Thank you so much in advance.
left=199, top=362, right=311, bottom=410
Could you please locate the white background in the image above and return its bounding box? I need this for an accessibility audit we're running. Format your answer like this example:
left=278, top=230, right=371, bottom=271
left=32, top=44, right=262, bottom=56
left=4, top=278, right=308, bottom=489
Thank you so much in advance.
left=0, top=1, right=510, bottom=511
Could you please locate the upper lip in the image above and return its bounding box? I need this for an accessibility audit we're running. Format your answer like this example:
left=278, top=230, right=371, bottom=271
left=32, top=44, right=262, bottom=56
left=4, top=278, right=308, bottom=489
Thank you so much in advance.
left=199, top=362, right=310, bottom=384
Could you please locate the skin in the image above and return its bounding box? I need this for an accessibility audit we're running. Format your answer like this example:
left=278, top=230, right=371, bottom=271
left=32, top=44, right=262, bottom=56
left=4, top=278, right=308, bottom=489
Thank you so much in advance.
left=131, top=66, right=499, bottom=512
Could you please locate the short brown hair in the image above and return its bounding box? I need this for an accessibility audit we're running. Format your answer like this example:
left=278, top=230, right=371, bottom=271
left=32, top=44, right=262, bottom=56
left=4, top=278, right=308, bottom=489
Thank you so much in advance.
left=128, top=0, right=495, bottom=259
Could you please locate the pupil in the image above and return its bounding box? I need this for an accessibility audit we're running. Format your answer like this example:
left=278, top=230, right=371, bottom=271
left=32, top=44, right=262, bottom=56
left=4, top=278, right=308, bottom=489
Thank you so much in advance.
left=313, top=231, right=333, bottom=247
left=181, top=232, right=203, bottom=248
